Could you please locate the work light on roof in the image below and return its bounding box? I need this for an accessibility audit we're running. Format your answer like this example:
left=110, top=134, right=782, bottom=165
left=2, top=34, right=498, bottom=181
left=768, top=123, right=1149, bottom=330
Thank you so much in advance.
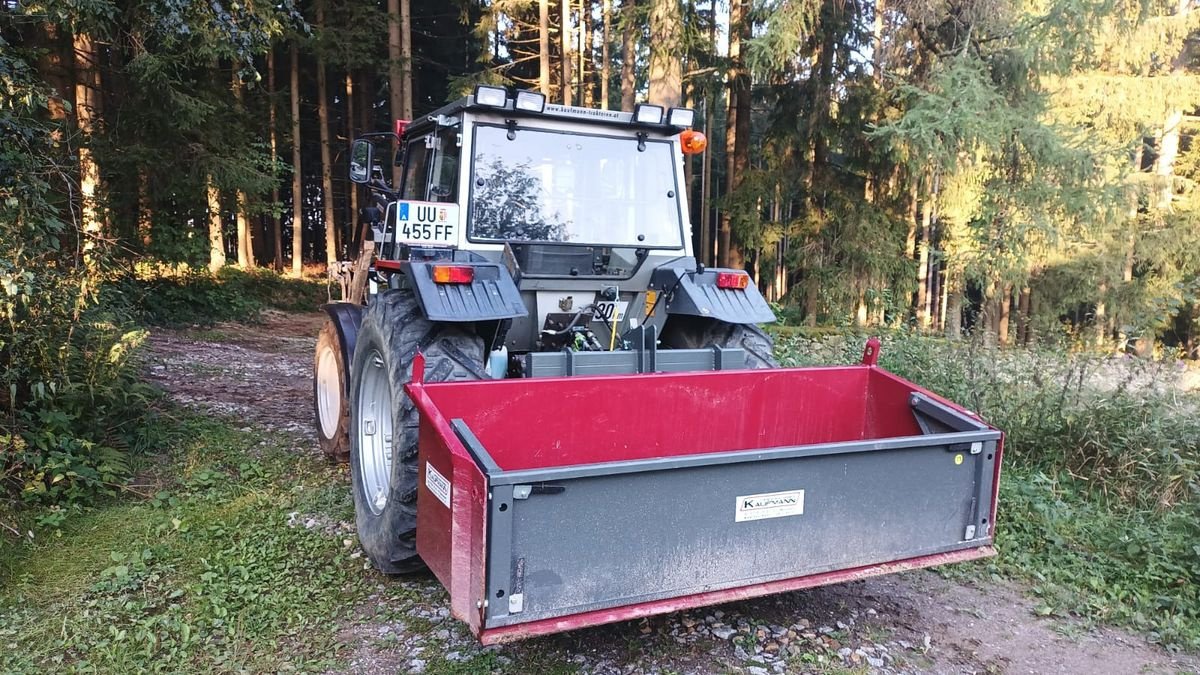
left=667, top=107, right=695, bottom=128
left=514, top=90, right=546, bottom=113
left=633, top=104, right=664, bottom=125
left=474, top=85, right=508, bottom=108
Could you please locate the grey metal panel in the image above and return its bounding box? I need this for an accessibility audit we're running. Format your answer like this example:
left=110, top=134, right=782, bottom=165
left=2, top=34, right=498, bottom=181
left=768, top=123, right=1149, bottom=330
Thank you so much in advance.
left=653, top=267, right=777, bottom=324
left=484, top=439, right=997, bottom=627
left=909, top=393, right=990, bottom=432
left=406, top=261, right=527, bottom=322
left=524, top=348, right=747, bottom=378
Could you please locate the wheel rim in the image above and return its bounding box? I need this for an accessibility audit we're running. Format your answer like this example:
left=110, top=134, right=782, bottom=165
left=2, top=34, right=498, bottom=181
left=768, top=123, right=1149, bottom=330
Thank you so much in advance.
left=316, top=346, right=341, bottom=439
left=357, top=350, right=394, bottom=515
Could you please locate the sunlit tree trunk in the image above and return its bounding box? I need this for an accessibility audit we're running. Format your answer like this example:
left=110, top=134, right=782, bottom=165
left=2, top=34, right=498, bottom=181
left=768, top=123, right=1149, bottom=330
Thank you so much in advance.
left=231, top=64, right=256, bottom=268
left=581, top=0, right=592, bottom=106
left=1157, top=0, right=1190, bottom=210
left=620, top=0, right=636, bottom=110
left=945, top=274, right=962, bottom=339
left=1017, top=285, right=1032, bottom=345
left=647, top=0, right=682, bottom=107
left=290, top=45, right=304, bottom=277
left=540, top=0, right=551, bottom=95
left=998, top=285, right=1012, bottom=346
left=915, top=179, right=932, bottom=329
left=561, top=0, right=574, bottom=105
left=206, top=177, right=226, bottom=272
left=316, top=3, right=338, bottom=269
left=73, top=30, right=105, bottom=266
left=268, top=48, right=284, bottom=271
left=600, top=0, right=611, bottom=109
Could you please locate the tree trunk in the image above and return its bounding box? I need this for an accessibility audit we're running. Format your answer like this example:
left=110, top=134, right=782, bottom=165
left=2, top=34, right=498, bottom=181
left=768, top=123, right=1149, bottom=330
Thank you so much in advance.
left=400, top=0, right=413, bottom=118
left=1017, top=285, right=1032, bottom=345
left=699, top=96, right=715, bottom=267
left=601, top=0, right=611, bottom=109
left=388, top=0, right=405, bottom=186
left=915, top=187, right=931, bottom=329
left=805, top=281, right=818, bottom=327
left=206, top=177, right=226, bottom=272
left=620, top=0, right=636, bottom=110
left=581, top=0, right=592, bottom=106
left=346, top=71, right=358, bottom=252
left=998, top=285, right=1012, bottom=346
left=231, top=64, right=256, bottom=268
left=1157, top=0, right=1191, bottom=211
left=561, top=0, right=574, bottom=105
left=540, top=0, right=552, bottom=95
left=290, top=45, right=304, bottom=277
left=647, top=0, right=682, bottom=107
left=316, top=4, right=338, bottom=269
left=945, top=275, right=963, bottom=340
left=718, top=0, right=748, bottom=269
left=137, top=170, right=152, bottom=248
left=269, top=48, right=284, bottom=271
left=73, top=29, right=105, bottom=265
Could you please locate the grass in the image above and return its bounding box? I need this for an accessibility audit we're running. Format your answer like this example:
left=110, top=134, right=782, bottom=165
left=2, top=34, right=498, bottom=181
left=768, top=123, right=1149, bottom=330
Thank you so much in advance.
left=0, top=414, right=370, bottom=673
left=772, top=330, right=1200, bottom=651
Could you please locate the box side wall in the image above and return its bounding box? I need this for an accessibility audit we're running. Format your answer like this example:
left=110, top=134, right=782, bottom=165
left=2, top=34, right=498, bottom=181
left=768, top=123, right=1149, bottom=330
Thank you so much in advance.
left=423, top=367, right=874, bottom=470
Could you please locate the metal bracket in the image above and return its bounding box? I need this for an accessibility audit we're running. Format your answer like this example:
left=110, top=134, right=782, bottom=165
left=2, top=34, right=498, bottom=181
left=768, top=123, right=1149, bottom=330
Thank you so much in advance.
left=964, top=525, right=977, bottom=540
left=513, top=485, right=532, bottom=500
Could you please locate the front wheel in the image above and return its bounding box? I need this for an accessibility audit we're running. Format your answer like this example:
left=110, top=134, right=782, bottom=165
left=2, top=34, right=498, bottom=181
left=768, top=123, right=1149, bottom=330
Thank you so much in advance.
left=348, top=290, right=487, bottom=574
left=660, top=316, right=779, bottom=369
left=314, top=320, right=350, bottom=460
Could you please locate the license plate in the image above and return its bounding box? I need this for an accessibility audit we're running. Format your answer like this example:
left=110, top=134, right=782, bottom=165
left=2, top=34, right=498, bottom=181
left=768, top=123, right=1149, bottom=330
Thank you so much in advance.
left=591, top=301, right=628, bottom=324
left=390, top=201, right=459, bottom=246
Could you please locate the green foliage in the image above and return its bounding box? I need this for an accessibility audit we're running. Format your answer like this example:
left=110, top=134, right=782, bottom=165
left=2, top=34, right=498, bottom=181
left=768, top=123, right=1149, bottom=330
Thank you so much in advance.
left=774, top=331, right=1200, bottom=647
left=0, top=36, right=158, bottom=520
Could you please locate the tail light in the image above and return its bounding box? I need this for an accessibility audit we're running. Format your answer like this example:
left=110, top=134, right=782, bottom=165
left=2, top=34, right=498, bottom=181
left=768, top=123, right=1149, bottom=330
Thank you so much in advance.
left=716, top=272, right=750, bottom=289
left=432, top=265, right=475, bottom=284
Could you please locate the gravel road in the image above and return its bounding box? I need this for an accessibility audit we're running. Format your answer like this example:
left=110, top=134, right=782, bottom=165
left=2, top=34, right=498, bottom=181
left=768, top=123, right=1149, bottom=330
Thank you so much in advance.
left=144, top=311, right=1200, bottom=675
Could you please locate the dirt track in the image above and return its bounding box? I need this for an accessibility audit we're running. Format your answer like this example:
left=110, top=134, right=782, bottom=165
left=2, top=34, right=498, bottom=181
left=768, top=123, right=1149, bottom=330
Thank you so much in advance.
left=145, top=312, right=1200, bottom=675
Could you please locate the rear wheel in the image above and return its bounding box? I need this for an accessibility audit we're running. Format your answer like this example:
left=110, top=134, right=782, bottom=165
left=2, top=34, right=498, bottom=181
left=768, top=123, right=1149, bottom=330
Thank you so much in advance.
left=661, top=316, right=779, bottom=369
left=348, top=290, right=487, bottom=574
left=314, top=320, right=350, bottom=461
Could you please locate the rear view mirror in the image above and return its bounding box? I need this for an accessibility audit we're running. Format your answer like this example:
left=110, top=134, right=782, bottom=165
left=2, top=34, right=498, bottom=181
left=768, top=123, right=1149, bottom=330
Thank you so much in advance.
left=349, top=139, right=373, bottom=184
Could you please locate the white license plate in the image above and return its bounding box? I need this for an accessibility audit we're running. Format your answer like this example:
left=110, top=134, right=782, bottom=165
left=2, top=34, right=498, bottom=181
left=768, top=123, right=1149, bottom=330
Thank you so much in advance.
left=591, top=301, right=628, bottom=324
left=391, top=201, right=459, bottom=246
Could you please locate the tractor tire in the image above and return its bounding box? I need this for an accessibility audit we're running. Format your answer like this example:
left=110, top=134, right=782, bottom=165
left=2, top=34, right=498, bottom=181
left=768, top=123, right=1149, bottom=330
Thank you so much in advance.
left=348, top=290, right=488, bottom=574
left=314, top=320, right=350, bottom=461
left=660, top=316, right=780, bottom=369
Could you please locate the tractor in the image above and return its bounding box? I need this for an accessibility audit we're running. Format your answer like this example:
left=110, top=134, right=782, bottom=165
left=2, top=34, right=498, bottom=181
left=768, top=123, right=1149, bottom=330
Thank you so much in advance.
left=313, top=86, right=1003, bottom=644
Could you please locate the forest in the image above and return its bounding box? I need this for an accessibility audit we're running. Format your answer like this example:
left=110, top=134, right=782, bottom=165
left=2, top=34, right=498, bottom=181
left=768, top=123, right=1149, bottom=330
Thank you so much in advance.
left=3, top=0, right=1200, bottom=670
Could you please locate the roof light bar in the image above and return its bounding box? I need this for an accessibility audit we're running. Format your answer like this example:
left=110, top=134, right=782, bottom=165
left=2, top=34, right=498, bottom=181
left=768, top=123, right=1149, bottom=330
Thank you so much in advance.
left=474, top=85, right=508, bottom=108
left=633, top=103, right=664, bottom=125
left=514, top=90, right=546, bottom=113
left=667, top=107, right=696, bottom=128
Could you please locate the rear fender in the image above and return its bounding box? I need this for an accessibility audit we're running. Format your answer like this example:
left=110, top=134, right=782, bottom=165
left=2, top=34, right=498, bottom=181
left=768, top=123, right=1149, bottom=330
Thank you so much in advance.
left=405, top=261, right=527, bottom=322
left=320, top=302, right=364, bottom=392
left=651, top=266, right=776, bottom=324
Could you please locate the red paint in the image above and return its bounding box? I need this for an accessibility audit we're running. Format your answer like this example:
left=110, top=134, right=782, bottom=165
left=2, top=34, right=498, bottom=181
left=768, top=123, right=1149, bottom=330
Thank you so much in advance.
left=374, top=259, right=404, bottom=272
left=861, top=337, right=881, bottom=366
left=477, top=546, right=995, bottom=644
left=406, top=339, right=1003, bottom=643
left=394, top=119, right=409, bottom=137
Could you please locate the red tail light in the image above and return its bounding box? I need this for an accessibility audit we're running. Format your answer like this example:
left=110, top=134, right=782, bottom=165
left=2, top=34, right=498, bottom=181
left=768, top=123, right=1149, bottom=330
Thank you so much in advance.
left=716, top=272, right=750, bottom=289
left=432, top=265, right=475, bottom=284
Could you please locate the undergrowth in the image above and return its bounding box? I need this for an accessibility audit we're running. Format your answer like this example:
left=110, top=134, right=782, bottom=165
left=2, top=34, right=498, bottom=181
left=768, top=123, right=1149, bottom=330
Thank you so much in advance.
left=773, top=331, right=1200, bottom=649
left=107, top=264, right=328, bottom=326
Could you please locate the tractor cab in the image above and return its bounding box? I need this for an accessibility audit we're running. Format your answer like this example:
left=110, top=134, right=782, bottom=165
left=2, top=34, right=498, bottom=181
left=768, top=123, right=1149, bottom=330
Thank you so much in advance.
left=347, top=85, right=753, bottom=358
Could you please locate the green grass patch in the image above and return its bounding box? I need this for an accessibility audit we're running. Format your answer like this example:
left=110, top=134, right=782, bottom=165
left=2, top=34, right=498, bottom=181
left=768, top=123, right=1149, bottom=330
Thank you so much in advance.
left=0, top=413, right=368, bottom=673
left=774, top=331, right=1200, bottom=650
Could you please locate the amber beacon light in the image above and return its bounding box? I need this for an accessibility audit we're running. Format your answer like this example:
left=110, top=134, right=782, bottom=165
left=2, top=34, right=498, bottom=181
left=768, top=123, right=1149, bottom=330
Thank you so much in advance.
left=680, top=129, right=708, bottom=155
